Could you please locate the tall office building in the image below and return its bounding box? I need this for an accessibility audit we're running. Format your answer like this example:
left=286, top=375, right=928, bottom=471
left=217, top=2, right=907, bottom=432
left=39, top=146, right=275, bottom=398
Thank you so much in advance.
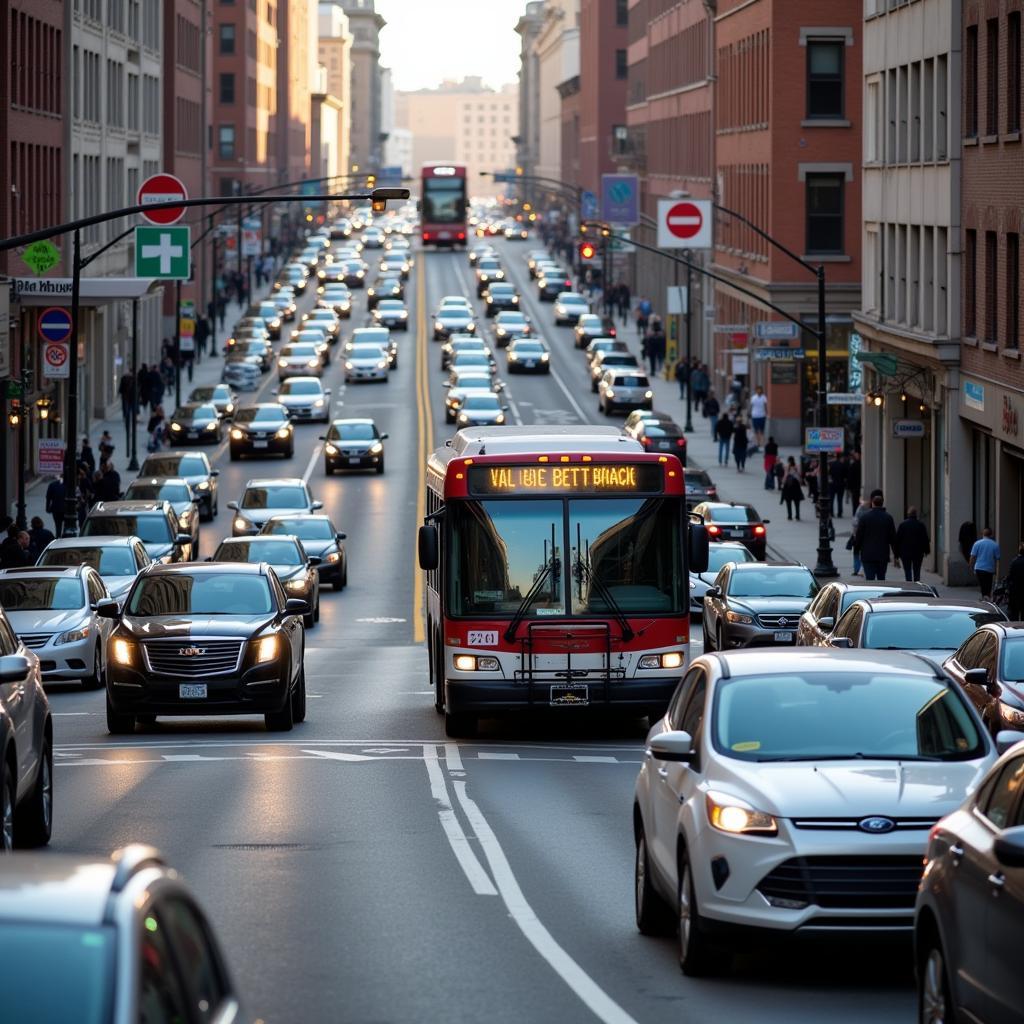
left=338, top=0, right=386, bottom=171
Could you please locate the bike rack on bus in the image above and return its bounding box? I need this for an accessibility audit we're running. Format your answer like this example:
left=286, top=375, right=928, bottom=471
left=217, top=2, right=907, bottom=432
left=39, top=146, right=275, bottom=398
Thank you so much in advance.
left=514, top=621, right=625, bottom=706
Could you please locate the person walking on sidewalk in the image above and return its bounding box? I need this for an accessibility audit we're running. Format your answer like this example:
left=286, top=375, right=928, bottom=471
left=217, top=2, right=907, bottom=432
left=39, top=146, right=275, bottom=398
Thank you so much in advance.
left=781, top=459, right=805, bottom=520
left=634, top=302, right=649, bottom=340
left=763, top=437, right=779, bottom=490
left=894, top=507, right=930, bottom=582
left=969, top=527, right=1002, bottom=601
left=691, top=365, right=710, bottom=412
left=732, top=418, right=749, bottom=472
left=829, top=454, right=848, bottom=518
left=853, top=492, right=897, bottom=581
left=45, top=475, right=64, bottom=538
left=617, top=282, right=631, bottom=325
left=28, top=517, right=54, bottom=561
left=1007, top=543, right=1024, bottom=619
left=846, top=451, right=862, bottom=510
left=118, top=370, right=136, bottom=442
left=715, top=412, right=733, bottom=465
left=749, top=386, right=768, bottom=450
left=674, top=356, right=689, bottom=399
left=848, top=498, right=871, bottom=575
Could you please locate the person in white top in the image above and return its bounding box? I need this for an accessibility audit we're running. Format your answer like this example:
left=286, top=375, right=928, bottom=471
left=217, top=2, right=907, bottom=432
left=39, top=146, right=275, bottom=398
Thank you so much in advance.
left=749, top=385, right=768, bottom=449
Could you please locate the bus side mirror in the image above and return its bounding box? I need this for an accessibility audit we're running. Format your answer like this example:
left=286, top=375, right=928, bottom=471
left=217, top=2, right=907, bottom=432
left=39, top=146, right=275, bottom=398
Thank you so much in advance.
left=418, top=524, right=439, bottom=572
left=689, top=523, right=709, bottom=575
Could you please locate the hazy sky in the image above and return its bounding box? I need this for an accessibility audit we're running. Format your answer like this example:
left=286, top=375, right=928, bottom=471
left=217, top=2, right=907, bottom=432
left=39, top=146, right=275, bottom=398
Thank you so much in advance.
left=375, top=0, right=524, bottom=92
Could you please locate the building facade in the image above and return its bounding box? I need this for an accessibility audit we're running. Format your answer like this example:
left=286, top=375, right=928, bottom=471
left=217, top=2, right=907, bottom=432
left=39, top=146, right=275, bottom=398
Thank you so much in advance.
left=854, top=0, right=965, bottom=582
left=515, top=1, right=547, bottom=195
left=534, top=0, right=580, bottom=189
left=384, top=126, right=413, bottom=178
left=339, top=0, right=385, bottom=172
left=318, top=2, right=353, bottom=180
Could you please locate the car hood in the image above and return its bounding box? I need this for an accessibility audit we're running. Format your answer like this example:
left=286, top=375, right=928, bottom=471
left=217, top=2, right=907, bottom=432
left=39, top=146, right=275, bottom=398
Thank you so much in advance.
left=348, top=355, right=387, bottom=367
left=279, top=394, right=323, bottom=406
left=721, top=759, right=990, bottom=820
left=120, top=615, right=274, bottom=639
left=103, top=576, right=135, bottom=600
left=461, top=411, right=504, bottom=424
left=236, top=506, right=310, bottom=525
left=729, top=596, right=813, bottom=615
left=298, top=540, right=336, bottom=559
left=235, top=422, right=288, bottom=434
left=439, top=313, right=473, bottom=325
left=330, top=439, right=373, bottom=451
left=269, top=564, right=306, bottom=582
left=6, top=608, right=88, bottom=634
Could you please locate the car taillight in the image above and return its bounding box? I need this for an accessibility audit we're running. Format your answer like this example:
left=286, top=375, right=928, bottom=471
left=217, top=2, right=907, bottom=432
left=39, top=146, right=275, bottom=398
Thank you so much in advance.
left=640, top=437, right=651, bottom=447
left=676, top=438, right=686, bottom=447
left=707, top=525, right=721, bottom=535
left=707, top=488, right=717, bottom=497
left=457, top=231, right=466, bottom=240
left=423, top=232, right=432, bottom=242
left=754, top=525, right=766, bottom=535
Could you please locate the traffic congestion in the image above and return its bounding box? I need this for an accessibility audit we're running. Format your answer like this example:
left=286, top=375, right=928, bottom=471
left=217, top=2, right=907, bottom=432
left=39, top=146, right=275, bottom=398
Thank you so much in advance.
left=1, top=190, right=1022, bottom=1024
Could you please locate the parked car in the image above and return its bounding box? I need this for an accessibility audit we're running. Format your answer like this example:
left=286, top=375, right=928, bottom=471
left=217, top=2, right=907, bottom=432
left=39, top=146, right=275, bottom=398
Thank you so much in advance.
left=942, top=622, right=1024, bottom=736
left=796, top=581, right=940, bottom=647
left=691, top=501, right=770, bottom=561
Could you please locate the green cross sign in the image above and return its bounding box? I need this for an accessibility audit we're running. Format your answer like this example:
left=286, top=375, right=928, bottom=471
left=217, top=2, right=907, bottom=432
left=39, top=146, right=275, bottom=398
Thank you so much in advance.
left=135, top=226, right=190, bottom=280
left=20, top=239, right=61, bottom=275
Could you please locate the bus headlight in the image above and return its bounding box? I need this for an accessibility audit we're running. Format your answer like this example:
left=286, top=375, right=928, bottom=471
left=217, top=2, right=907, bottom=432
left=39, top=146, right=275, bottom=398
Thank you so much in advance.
left=638, top=652, right=684, bottom=670
left=454, top=655, right=500, bottom=672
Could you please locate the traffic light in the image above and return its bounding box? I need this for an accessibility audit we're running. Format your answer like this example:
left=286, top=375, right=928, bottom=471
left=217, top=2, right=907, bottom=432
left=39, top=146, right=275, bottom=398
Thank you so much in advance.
left=579, top=240, right=597, bottom=261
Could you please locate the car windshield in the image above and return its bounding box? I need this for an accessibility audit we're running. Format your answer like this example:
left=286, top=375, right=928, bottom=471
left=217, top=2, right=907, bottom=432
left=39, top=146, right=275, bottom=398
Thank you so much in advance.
left=284, top=344, right=319, bottom=357
left=83, top=515, right=171, bottom=545
left=704, top=546, right=755, bottom=573
left=173, top=406, right=213, bottom=420
left=499, top=313, right=527, bottom=324
left=863, top=609, right=1005, bottom=650
left=241, top=485, right=308, bottom=509
left=642, top=424, right=680, bottom=437
left=265, top=519, right=334, bottom=540
left=328, top=422, right=376, bottom=441
left=455, top=354, right=489, bottom=366
left=0, top=922, right=114, bottom=1024
left=708, top=506, right=759, bottom=524
left=234, top=407, right=285, bottom=425
left=600, top=355, right=636, bottom=366
left=39, top=545, right=137, bottom=576
left=0, top=577, right=84, bottom=610
left=442, top=309, right=471, bottom=319
left=217, top=540, right=303, bottom=566
left=447, top=497, right=684, bottom=617
left=378, top=301, right=404, bottom=310
left=191, top=388, right=216, bottom=401
left=728, top=568, right=818, bottom=598
left=463, top=394, right=501, bottom=411
left=490, top=285, right=515, bottom=294
left=350, top=345, right=386, bottom=359
left=839, top=588, right=918, bottom=614
left=128, top=573, right=274, bottom=615
left=687, top=470, right=714, bottom=487
left=477, top=260, right=501, bottom=271
left=513, top=343, right=544, bottom=354
left=125, top=482, right=192, bottom=503
left=353, top=330, right=389, bottom=343
left=579, top=316, right=601, bottom=327
left=280, top=380, right=321, bottom=395
left=713, top=672, right=985, bottom=762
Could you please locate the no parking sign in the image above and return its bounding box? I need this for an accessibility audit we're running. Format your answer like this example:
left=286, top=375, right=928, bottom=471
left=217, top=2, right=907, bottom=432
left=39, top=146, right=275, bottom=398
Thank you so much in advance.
left=42, top=341, right=69, bottom=379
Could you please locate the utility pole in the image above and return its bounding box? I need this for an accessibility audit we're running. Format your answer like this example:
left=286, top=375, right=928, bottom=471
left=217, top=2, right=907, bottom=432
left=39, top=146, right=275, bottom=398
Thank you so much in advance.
left=684, top=257, right=694, bottom=433
left=127, top=298, right=139, bottom=471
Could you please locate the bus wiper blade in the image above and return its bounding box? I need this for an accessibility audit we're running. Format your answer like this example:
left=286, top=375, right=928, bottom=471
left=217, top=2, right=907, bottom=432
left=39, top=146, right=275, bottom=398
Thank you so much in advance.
left=504, top=561, right=554, bottom=643
left=574, top=557, right=635, bottom=642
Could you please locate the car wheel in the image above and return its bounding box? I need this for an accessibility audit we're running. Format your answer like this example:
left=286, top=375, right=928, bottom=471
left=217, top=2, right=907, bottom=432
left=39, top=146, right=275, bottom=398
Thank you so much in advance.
left=591, top=380, right=598, bottom=393
left=919, top=940, right=955, bottom=1024
left=376, top=459, right=385, bottom=474
left=213, top=499, right=219, bottom=518
left=291, top=665, right=307, bottom=724
left=265, top=684, right=295, bottom=732
left=14, top=736, right=52, bottom=848
left=635, top=821, right=675, bottom=935
left=313, top=596, right=321, bottom=624
left=444, top=710, right=477, bottom=738
left=303, top=607, right=315, bottom=629
left=106, top=694, right=136, bottom=735
left=230, top=449, right=240, bottom=462
left=1, top=764, right=14, bottom=852
left=678, top=844, right=720, bottom=976
left=83, top=645, right=104, bottom=691
left=702, top=620, right=714, bottom=651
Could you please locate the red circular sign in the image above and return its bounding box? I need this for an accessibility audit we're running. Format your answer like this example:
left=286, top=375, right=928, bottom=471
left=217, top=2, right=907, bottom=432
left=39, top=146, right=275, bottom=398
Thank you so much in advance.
left=137, top=173, right=188, bottom=225
left=665, top=201, right=704, bottom=240
left=44, top=342, right=68, bottom=369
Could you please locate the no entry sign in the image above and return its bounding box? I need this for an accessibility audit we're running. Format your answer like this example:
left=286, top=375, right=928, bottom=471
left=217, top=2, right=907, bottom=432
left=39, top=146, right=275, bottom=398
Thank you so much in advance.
left=657, top=198, right=712, bottom=250
left=138, top=173, right=188, bottom=226
left=37, top=306, right=72, bottom=344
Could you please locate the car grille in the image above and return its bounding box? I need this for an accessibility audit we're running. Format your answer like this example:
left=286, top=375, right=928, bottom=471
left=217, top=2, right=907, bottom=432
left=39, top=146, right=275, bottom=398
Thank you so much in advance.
left=757, top=856, right=924, bottom=910
left=143, top=639, right=244, bottom=677
left=757, top=614, right=802, bottom=628
left=791, top=817, right=937, bottom=832
left=19, top=633, right=53, bottom=649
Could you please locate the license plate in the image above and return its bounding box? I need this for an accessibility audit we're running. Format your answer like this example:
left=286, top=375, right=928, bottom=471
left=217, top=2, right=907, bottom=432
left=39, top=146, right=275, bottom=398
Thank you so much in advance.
left=729, top=530, right=744, bottom=538
left=439, top=231, right=451, bottom=239
left=187, top=431, right=198, bottom=439
left=524, top=361, right=536, bottom=368
left=179, top=684, right=207, bottom=699
left=253, top=440, right=269, bottom=449
left=774, top=632, right=794, bottom=643
left=658, top=442, right=671, bottom=449
left=550, top=684, right=589, bottom=707
left=348, top=457, right=361, bottom=464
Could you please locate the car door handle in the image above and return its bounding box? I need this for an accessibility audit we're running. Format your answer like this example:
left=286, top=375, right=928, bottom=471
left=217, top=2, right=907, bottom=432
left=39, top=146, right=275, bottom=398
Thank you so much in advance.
left=948, top=843, right=964, bottom=860
left=657, top=766, right=668, bottom=779
left=988, top=872, right=1005, bottom=892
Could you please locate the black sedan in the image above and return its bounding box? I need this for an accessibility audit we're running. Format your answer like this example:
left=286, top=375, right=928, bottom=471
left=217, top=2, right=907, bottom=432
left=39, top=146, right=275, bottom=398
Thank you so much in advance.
left=261, top=514, right=348, bottom=591
left=322, top=418, right=387, bottom=474
left=483, top=282, right=520, bottom=316
left=433, top=306, right=477, bottom=341
left=366, top=275, right=403, bottom=309
left=229, top=403, right=294, bottom=461
left=371, top=299, right=410, bottom=331
left=573, top=313, right=616, bottom=348
left=796, top=581, right=939, bottom=647
left=492, top=311, right=532, bottom=348
left=622, top=410, right=687, bottom=463
left=100, top=563, right=307, bottom=733
left=506, top=338, right=550, bottom=374
left=167, top=403, right=223, bottom=445
left=943, top=622, right=1024, bottom=735
left=211, top=535, right=321, bottom=628
left=691, top=500, right=769, bottom=560
left=139, top=451, right=219, bottom=521
left=684, top=469, right=719, bottom=510
left=702, top=561, right=819, bottom=651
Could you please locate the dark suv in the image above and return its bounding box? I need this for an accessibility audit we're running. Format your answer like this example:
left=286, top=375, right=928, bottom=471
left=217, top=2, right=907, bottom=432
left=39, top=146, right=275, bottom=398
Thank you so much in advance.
left=82, top=501, right=194, bottom=563
left=100, top=562, right=307, bottom=733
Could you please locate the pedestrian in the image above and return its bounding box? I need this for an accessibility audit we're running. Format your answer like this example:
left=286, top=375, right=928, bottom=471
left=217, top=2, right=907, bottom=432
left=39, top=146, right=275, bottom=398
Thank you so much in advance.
left=216, top=292, right=227, bottom=331
left=184, top=349, right=195, bottom=383
left=704, top=389, right=719, bottom=441
left=634, top=304, right=648, bottom=340
left=118, top=370, right=136, bottom=437
left=969, top=527, right=1002, bottom=601
left=195, top=316, right=210, bottom=361
left=0, top=526, right=32, bottom=569
left=773, top=460, right=785, bottom=490
left=894, top=507, right=930, bottom=582
left=803, top=457, right=820, bottom=505
left=136, top=363, right=150, bottom=411
left=147, top=405, right=166, bottom=452
left=45, top=475, right=65, bottom=538
left=846, top=451, right=862, bottom=509
left=853, top=491, right=897, bottom=581
left=763, top=437, right=779, bottom=490
left=78, top=436, right=95, bottom=476
left=749, top=385, right=768, bottom=450
left=715, top=412, right=733, bottom=465
left=28, top=516, right=54, bottom=561
left=674, top=356, right=689, bottom=399
left=617, top=282, right=631, bottom=325
left=848, top=498, right=870, bottom=575
left=781, top=461, right=805, bottom=520
left=1007, top=543, right=1024, bottom=620
left=651, top=324, right=666, bottom=375
left=732, top=418, right=749, bottom=472
left=691, top=364, right=710, bottom=410
left=98, top=430, right=115, bottom=464
left=95, top=461, right=122, bottom=502
left=829, top=454, right=848, bottom=518
left=645, top=322, right=665, bottom=375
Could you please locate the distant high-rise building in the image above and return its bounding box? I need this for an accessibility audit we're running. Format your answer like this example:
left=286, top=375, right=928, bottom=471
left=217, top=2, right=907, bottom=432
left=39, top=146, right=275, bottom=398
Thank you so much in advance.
left=515, top=2, right=546, bottom=187
left=578, top=0, right=627, bottom=195
left=336, top=0, right=386, bottom=171
left=318, top=2, right=354, bottom=183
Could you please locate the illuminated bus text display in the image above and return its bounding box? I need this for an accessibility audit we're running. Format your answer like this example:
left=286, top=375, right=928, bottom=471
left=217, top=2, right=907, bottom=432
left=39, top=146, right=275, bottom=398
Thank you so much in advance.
left=467, top=463, right=664, bottom=495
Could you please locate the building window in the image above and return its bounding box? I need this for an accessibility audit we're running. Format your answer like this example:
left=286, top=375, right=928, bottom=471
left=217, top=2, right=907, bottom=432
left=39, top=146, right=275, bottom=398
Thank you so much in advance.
left=805, top=173, right=844, bottom=254
left=616, top=0, right=628, bottom=26
left=615, top=49, right=628, bottom=80
left=806, top=40, right=844, bottom=119
left=966, top=24, right=978, bottom=137
left=965, top=229, right=977, bottom=337
left=218, top=124, right=235, bottom=159
left=1007, top=233, right=1020, bottom=348
left=985, top=231, right=998, bottom=342
left=986, top=19, right=999, bottom=135
left=218, top=23, right=235, bottom=55
left=219, top=72, right=235, bottom=103
left=1010, top=13, right=1021, bottom=133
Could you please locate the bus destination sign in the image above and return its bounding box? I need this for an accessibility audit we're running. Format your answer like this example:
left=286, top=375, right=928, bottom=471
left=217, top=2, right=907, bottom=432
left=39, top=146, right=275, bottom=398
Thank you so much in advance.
left=467, top=463, right=665, bottom=496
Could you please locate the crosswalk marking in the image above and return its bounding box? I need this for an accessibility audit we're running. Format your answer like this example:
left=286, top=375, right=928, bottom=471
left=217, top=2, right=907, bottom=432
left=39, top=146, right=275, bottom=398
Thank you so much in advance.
left=572, top=756, right=619, bottom=763
left=477, top=752, right=520, bottom=760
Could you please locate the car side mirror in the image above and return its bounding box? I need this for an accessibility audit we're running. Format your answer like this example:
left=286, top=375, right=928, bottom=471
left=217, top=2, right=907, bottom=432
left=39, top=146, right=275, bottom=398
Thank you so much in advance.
left=318, top=435, right=326, bottom=441
left=688, top=523, right=710, bottom=574
left=818, top=617, right=834, bottom=631
left=271, top=389, right=278, bottom=395
left=964, top=667, right=990, bottom=688
left=705, top=586, right=720, bottom=599
left=176, top=533, right=192, bottom=545
left=995, top=730, right=1024, bottom=755
left=311, top=500, right=323, bottom=511
left=648, top=731, right=694, bottom=763
left=762, top=519, right=771, bottom=525
left=335, top=532, right=347, bottom=542
left=831, top=636, right=854, bottom=649
left=96, top=599, right=120, bottom=619
left=227, top=501, right=238, bottom=510
left=0, top=653, right=32, bottom=684
left=324, top=388, right=332, bottom=395
left=380, top=432, right=389, bottom=440
left=210, top=469, right=220, bottom=477
left=285, top=598, right=309, bottom=615
left=993, top=827, right=1024, bottom=868
left=418, top=524, right=439, bottom=571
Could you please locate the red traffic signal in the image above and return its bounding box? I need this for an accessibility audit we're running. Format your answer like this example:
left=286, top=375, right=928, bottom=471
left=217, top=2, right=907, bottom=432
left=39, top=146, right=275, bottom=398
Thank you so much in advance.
left=579, top=240, right=597, bottom=260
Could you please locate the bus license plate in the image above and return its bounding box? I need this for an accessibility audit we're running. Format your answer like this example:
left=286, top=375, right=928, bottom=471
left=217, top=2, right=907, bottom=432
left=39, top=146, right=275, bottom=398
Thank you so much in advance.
left=179, top=684, right=207, bottom=699
left=550, top=684, right=589, bottom=707
left=773, top=632, right=793, bottom=643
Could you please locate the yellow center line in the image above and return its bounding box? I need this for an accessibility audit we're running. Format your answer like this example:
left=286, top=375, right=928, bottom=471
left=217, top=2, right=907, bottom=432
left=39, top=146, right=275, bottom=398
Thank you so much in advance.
left=413, top=256, right=431, bottom=644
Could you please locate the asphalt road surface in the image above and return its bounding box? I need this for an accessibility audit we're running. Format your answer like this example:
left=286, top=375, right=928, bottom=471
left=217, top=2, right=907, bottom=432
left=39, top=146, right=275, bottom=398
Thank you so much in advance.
left=47, top=239, right=916, bottom=1023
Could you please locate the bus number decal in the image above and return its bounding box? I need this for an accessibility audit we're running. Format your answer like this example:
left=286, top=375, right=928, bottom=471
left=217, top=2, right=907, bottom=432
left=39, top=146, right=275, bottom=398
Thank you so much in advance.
left=467, top=630, right=499, bottom=647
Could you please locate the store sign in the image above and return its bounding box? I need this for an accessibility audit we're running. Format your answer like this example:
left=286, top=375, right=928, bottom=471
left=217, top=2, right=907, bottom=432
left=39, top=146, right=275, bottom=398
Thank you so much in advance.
left=848, top=332, right=863, bottom=391
left=754, top=347, right=805, bottom=361
left=893, top=419, right=926, bottom=439
left=963, top=380, right=985, bottom=411
left=827, top=393, right=865, bottom=405
left=804, top=427, right=845, bottom=453
left=37, top=438, right=65, bottom=476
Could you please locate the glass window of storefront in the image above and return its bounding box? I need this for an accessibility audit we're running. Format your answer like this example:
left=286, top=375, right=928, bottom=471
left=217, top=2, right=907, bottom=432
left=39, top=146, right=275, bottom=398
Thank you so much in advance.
left=800, top=317, right=860, bottom=444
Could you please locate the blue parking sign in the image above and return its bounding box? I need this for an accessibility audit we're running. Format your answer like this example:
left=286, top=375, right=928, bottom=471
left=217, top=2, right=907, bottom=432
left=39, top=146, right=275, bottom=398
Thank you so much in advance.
left=600, top=175, right=638, bottom=226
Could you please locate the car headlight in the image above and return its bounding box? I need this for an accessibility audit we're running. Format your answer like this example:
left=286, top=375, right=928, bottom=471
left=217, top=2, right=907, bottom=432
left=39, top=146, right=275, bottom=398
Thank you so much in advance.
left=253, top=635, right=279, bottom=664
left=170, top=422, right=182, bottom=432
left=638, top=652, right=684, bottom=670
left=196, top=481, right=210, bottom=491
left=307, top=359, right=320, bottom=368
left=497, top=328, right=506, bottom=337
left=356, top=270, right=364, bottom=277
left=726, top=610, right=754, bottom=624
left=345, top=361, right=354, bottom=370
left=435, top=321, right=445, bottom=331
left=466, top=323, right=475, bottom=332
left=325, top=551, right=340, bottom=563
left=495, top=413, right=505, bottom=424
left=278, top=358, right=288, bottom=367
left=605, top=389, right=615, bottom=398
left=230, top=428, right=244, bottom=440
left=508, top=353, right=519, bottom=361
left=111, top=637, right=135, bottom=666
left=270, top=319, right=280, bottom=329
left=541, top=353, right=549, bottom=361
left=706, top=791, right=778, bottom=836
left=314, top=398, right=325, bottom=407
left=645, top=390, right=654, bottom=399
left=458, top=413, right=469, bottom=423
left=285, top=578, right=307, bottom=593
left=369, top=442, right=384, bottom=455
left=55, top=625, right=90, bottom=646
left=205, top=421, right=217, bottom=430
left=399, top=311, right=408, bottom=318
left=1000, top=701, right=1024, bottom=728
left=377, top=361, right=388, bottom=369
left=234, top=517, right=250, bottom=532
left=276, top=426, right=292, bottom=439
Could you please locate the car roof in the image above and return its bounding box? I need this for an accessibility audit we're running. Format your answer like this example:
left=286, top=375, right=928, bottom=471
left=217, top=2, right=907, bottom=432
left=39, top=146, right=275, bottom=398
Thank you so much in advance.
left=330, top=417, right=376, bottom=425
left=729, top=560, right=806, bottom=571
left=145, top=561, right=268, bottom=576
left=699, top=501, right=756, bottom=511
left=707, top=648, right=951, bottom=679
left=0, top=566, right=88, bottom=579
left=126, top=477, right=191, bottom=488
left=43, top=535, right=141, bottom=549
left=265, top=513, right=331, bottom=522
left=244, top=477, right=305, bottom=488
left=855, top=596, right=1003, bottom=613
left=0, top=855, right=117, bottom=926
left=238, top=403, right=287, bottom=412
left=147, top=450, right=210, bottom=462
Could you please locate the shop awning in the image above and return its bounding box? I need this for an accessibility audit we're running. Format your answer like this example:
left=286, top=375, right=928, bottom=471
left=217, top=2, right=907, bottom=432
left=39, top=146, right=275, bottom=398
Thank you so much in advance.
left=7, top=277, right=160, bottom=306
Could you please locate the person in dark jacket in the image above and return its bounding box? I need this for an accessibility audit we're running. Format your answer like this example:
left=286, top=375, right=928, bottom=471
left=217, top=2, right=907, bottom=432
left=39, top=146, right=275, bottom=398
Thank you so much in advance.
left=703, top=389, right=719, bottom=440
left=781, top=461, right=804, bottom=520
left=829, top=455, right=848, bottom=518
left=45, top=475, right=65, bottom=537
left=845, top=451, right=862, bottom=508
left=0, top=526, right=32, bottom=569
left=1007, top=543, right=1024, bottom=620
left=763, top=437, right=779, bottom=490
left=894, top=507, right=930, bottom=582
left=732, top=418, right=749, bottom=472
left=715, top=413, right=733, bottom=465
left=853, top=492, right=898, bottom=580
left=28, top=517, right=54, bottom=561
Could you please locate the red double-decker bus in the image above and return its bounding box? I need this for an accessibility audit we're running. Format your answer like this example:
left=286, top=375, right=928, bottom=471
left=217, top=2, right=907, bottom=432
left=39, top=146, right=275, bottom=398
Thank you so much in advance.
left=420, top=163, right=468, bottom=248
left=418, top=426, right=709, bottom=737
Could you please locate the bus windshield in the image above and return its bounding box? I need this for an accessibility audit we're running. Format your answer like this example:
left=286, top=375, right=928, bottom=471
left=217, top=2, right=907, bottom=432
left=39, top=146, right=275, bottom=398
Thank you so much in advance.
left=447, top=497, right=684, bottom=617
left=423, top=178, right=466, bottom=224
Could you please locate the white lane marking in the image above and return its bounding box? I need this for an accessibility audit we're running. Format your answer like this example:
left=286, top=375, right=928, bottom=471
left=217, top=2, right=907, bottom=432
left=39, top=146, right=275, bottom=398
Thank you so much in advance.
left=423, top=744, right=498, bottom=896
left=452, top=779, right=641, bottom=1024
left=52, top=712, right=94, bottom=716
left=444, top=742, right=464, bottom=771
left=301, top=441, right=323, bottom=484
left=355, top=616, right=407, bottom=623
left=477, top=751, right=520, bottom=760
left=162, top=754, right=229, bottom=762
left=572, top=756, right=619, bottom=764
left=302, top=749, right=376, bottom=763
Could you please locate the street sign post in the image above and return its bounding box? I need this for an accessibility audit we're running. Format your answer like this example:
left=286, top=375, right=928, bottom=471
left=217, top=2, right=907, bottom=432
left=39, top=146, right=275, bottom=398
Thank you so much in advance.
left=657, top=198, right=713, bottom=250
left=754, top=320, right=800, bottom=341
left=581, top=190, right=598, bottom=219
left=37, top=306, right=73, bottom=344
left=137, top=173, right=188, bottom=225
left=804, top=427, right=845, bottom=453
left=135, top=226, right=191, bottom=280
left=600, top=174, right=639, bottom=226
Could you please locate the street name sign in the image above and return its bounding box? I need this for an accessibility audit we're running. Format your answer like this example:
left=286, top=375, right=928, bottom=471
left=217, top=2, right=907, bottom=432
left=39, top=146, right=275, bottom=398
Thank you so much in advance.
left=138, top=173, right=188, bottom=225
left=827, top=393, right=865, bottom=406
left=754, top=347, right=805, bottom=361
left=657, top=198, right=712, bottom=250
left=135, top=226, right=190, bottom=280
left=754, top=320, right=800, bottom=341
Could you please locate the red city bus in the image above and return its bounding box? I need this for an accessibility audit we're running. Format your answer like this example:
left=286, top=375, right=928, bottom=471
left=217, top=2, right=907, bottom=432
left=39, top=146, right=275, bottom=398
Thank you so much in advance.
left=418, top=426, right=709, bottom=737
left=420, top=163, right=468, bottom=248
